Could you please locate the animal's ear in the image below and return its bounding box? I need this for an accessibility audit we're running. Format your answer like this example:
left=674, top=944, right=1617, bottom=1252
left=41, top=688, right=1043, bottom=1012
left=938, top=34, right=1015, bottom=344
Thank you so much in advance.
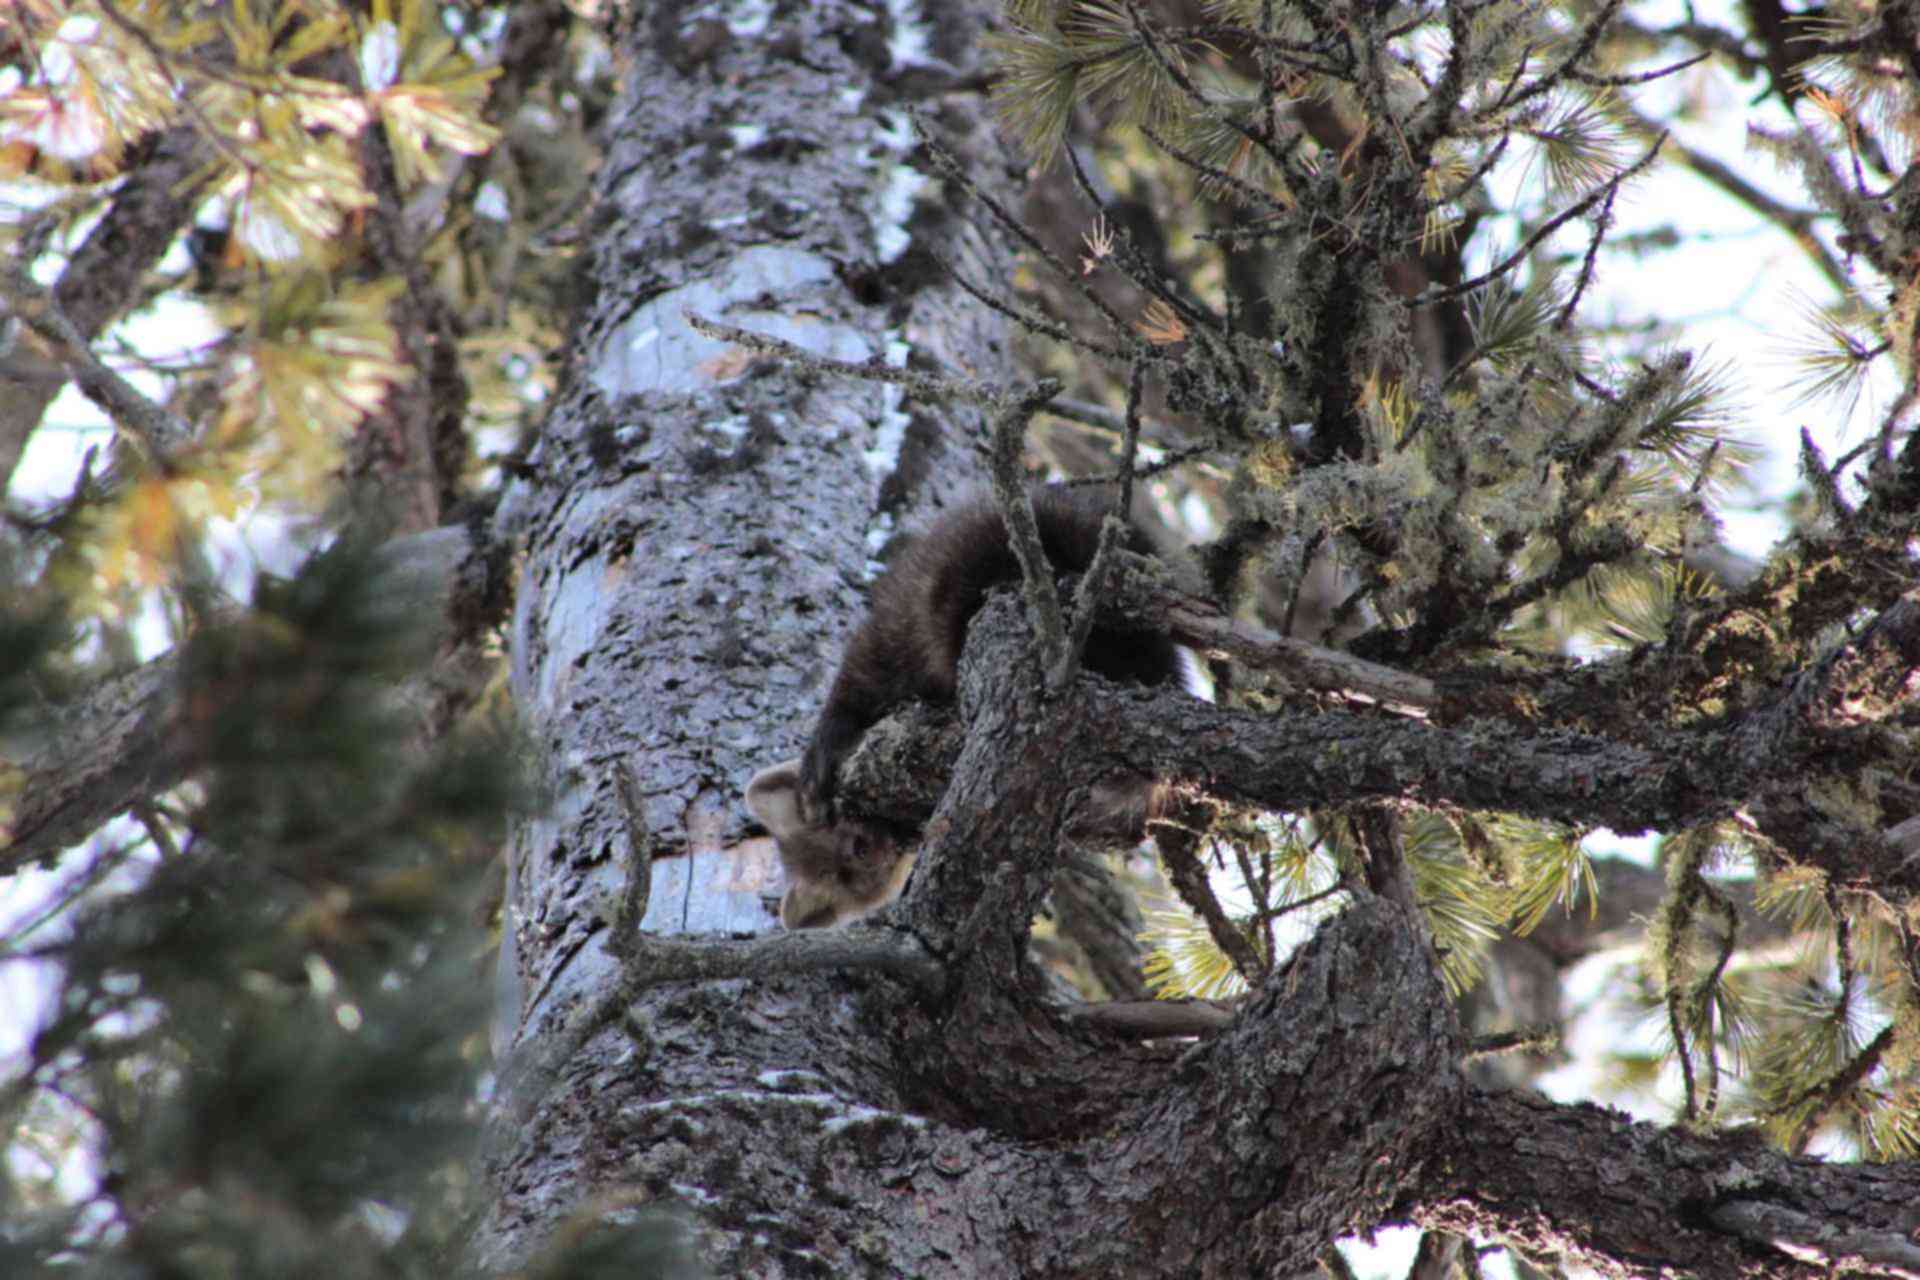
left=745, top=759, right=807, bottom=838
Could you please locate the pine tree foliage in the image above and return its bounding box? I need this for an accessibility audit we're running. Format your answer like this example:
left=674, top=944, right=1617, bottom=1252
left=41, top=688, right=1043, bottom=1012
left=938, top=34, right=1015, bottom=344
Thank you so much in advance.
left=7, top=0, right=1920, bottom=1273
left=0, top=1, right=668, bottom=1273
left=975, top=0, right=1920, bottom=1161
left=1782, top=290, right=1886, bottom=420
left=2, top=544, right=514, bottom=1273
left=0, top=0, right=580, bottom=604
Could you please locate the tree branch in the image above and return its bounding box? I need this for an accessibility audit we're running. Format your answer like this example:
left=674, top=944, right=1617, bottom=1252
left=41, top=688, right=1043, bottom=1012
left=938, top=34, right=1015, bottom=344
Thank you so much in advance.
left=829, top=589, right=1920, bottom=919
left=1416, top=1089, right=1920, bottom=1280
left=3, top=526, right=489, bottom=871
left=0, top=125, right=209, bottom=495
left=0, top=267, right=196, bottom=468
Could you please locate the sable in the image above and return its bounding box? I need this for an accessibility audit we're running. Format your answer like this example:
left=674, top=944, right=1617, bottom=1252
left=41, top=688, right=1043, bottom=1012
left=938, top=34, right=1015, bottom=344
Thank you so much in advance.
left=746, top=486, right=1183, bottom=928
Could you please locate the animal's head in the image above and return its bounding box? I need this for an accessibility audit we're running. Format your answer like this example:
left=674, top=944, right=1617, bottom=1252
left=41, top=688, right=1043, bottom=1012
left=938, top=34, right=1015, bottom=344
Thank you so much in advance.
left=745, top=759, right=916, bottom=929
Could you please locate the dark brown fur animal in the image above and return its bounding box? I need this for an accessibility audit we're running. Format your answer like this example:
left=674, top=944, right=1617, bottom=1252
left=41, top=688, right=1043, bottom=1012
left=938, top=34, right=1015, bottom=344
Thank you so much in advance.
left=746, top=487, right=1181, bottom=928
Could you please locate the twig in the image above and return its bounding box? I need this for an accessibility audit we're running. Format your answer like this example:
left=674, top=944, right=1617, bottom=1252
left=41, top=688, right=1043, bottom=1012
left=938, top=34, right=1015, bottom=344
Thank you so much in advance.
left=989, top=380, right=1072, bottom=682
left=1661, top=828, right=1713, bottom=1123
left=0, top=268, right=195, bottom=466
left=687, top=313, right=1000, bottom=405
left=1157, top=822, right=1269, bottom=983
left=634, top=927, right=944, bottom=993
left=917, top=123, right=1144, bottom=352
left=499, top=925, right=945, bottom=1119
left=1553, top=183, right=1618, bottom=331
left=1695, top=881, right=1740, bottom=1120
left=1569, top=50, right=1709, bottom=88
left=1251, top=880, right=1349, bottom=925
left=1158, top=596, right=1440, bottom=712
left=1413, top=138, right=1665, bottom=307
left=1464, top=1025, right=1560, bottom=1060
left=1061, top=998, right=1237, bottom=1037
left=1058, top=364, right=1149, bottom=691
left=934, top=250, right=1141, bottom=364
left=609, top=765, right=653, bottom=957
left=1499, top=0, right=1627, bottom=112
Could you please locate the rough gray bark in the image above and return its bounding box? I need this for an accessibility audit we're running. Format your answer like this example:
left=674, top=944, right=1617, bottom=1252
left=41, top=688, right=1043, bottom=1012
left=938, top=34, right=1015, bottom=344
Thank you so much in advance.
left=820, top=586, right=1920, bottom=896
left=478, top=0, right=1022, bottom=1266
left=1417, top=1091, right=1920, bottom=1280
left=476, top=6, right=1920, bottom=1280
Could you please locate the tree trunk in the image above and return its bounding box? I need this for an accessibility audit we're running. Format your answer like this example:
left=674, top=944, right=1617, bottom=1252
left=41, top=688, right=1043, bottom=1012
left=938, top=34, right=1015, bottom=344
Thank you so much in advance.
left=476, top=0, right=1025, bottom=1267
left=474, top=6, right=1920, bottom=1278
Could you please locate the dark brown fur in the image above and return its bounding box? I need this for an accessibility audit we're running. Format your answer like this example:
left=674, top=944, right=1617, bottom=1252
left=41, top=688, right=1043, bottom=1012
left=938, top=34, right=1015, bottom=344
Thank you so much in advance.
left=747, top=486, right=1181, bottom=928
left=799, top=486, right=1179, bottom=816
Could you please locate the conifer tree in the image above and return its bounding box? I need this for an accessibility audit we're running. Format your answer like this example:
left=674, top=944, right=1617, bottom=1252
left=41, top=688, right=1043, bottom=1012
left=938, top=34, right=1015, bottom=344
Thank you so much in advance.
left=3, top=1, right=1919, bottom=1278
